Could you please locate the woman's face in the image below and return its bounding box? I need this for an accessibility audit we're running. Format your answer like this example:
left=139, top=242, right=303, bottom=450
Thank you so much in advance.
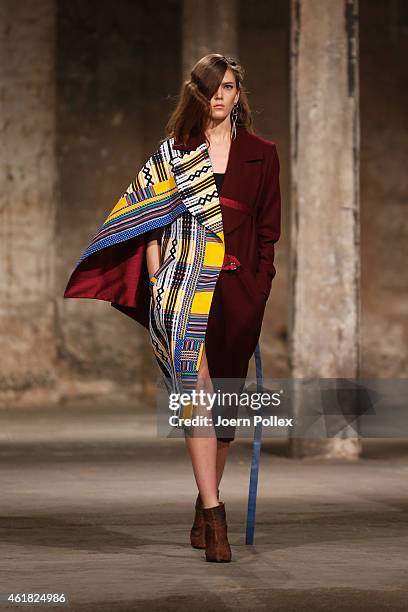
left=209, top=67, right=240, bottom=123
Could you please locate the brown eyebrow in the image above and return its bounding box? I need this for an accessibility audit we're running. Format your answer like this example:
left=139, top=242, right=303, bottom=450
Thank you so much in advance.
left=222, top=81, right=235, bottom=85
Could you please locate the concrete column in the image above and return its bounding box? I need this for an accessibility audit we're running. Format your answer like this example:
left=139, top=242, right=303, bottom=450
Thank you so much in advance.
left=0, top=1, right=57, bottom=406
left=182, top=0, right=238, bottom=80
left=289, top=0, right=361, bottom=458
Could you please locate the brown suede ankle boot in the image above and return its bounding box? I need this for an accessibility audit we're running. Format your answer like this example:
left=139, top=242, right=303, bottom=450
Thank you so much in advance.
left=203, top=501, right=232, bottom=562
left=190, top=489, right=220, bottom=549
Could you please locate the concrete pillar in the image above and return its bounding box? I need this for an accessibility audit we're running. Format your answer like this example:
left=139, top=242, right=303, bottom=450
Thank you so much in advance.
left=289, top=0, right=362, bottom=458
left=56, top=3, right=147, bottom=403
left=182, top=0, right=238, bottom=80
left=0, top=0, right=57, bottom=406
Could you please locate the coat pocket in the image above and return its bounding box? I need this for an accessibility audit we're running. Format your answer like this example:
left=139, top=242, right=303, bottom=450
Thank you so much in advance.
left=149, top=255, right=174, bottom=305
left=220, top=197, right=254, bottom=235
left=150, top=255, right=173, bottom=285
left=239, top=266, right=266, bottom=304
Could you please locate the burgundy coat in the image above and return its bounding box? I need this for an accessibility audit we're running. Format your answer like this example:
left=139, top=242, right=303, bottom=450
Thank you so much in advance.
left=64, top=126, right=281, bottom=384
left=187, top=127, right=282, bottom=381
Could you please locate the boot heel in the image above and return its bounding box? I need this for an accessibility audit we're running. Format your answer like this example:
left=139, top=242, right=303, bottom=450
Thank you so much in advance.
left=190, top=489, right=219, bottom=550
left=190, top=494, right=206, bottom=549
left=203, top=501, right=232, bottom=562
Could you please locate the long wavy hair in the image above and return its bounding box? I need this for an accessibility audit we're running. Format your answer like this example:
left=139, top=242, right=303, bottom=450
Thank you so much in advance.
left=164, top=53, right=254, bottom=147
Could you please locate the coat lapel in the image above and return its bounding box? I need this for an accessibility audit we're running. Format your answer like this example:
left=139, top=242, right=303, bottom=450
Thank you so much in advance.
left=172, top=126, right=264, bottom=237
left=170, top=141, right=224, bottom=242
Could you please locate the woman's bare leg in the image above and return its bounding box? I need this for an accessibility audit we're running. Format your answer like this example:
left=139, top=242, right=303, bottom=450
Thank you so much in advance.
left=216, top=439, right=231, bottom=487
left=184, top=344, right=220, bottom=509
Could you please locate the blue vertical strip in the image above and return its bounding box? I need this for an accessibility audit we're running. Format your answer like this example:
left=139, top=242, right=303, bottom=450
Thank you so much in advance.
left=246, top=340, right=264, bottom=545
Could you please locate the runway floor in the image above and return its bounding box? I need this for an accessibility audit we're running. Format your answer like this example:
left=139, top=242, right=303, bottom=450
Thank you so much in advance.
left=0, top=401, right=407, bottom=611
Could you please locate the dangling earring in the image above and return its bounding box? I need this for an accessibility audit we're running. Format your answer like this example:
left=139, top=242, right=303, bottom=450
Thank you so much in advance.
left=231, top=103, right=239, bottom=140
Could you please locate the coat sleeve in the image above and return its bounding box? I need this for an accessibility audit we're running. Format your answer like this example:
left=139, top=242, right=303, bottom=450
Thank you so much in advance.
left=63, top=143, right=180, bottom=331
left=255, top=143, right=281, bottom=300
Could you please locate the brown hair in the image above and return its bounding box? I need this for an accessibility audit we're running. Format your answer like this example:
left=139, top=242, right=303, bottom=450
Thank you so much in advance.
left=164, top=53, right=253, bottom=147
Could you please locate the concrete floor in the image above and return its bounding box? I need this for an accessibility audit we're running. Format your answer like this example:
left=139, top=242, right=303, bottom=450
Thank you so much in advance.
left=0, top=401, right=408, bottom=611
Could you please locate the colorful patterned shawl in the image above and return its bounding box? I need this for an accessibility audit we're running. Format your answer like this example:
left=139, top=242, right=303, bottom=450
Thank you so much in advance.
left=64, top=136, right=226, bottom=396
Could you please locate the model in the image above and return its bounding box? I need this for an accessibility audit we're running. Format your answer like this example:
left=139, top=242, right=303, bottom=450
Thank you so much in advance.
left=64, top=53, right=281, bottom=563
